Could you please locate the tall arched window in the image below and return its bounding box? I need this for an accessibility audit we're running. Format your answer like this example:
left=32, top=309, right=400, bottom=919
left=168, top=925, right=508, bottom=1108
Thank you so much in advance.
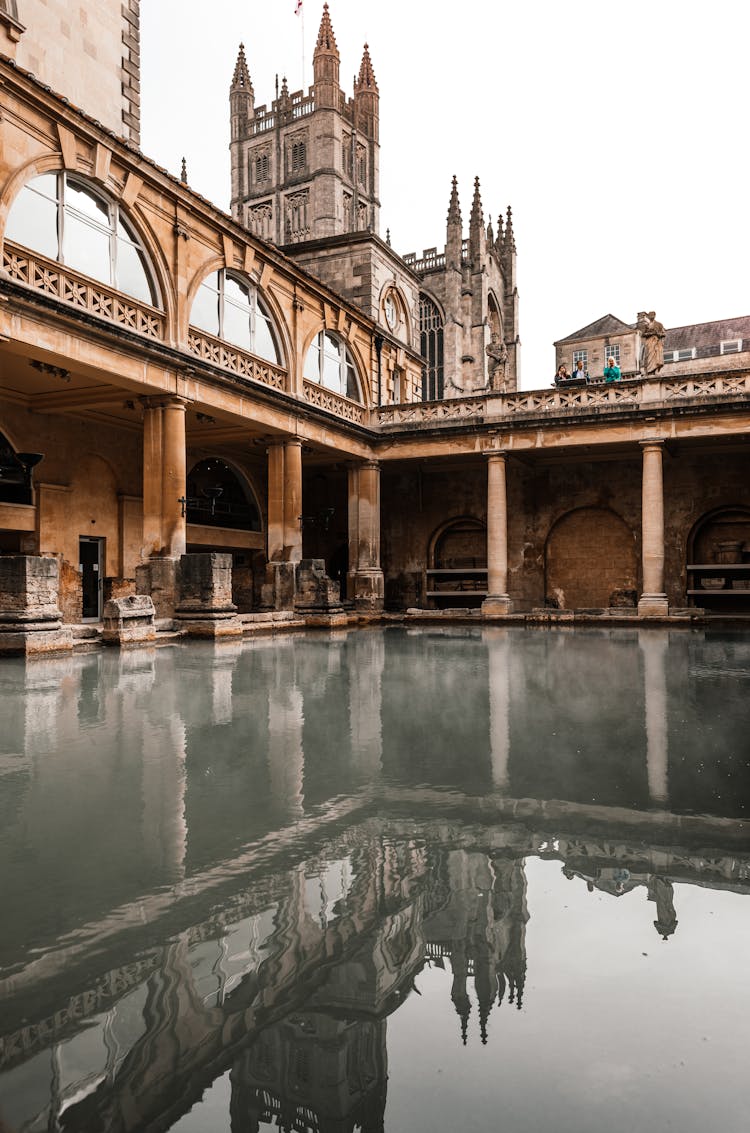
left=304, top=331, right=361, bottom=402
left=190, top=271, right=280, bottom=363
left=5, top=173, right=159, bottom=307
left=420, top=294, right=444, bottom=401
left=186, top=459, right=261, bottom=531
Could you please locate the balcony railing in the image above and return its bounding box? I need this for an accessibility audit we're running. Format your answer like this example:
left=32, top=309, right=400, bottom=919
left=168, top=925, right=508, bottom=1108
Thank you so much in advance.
left=375, top=371, right=750, bottom=429
left=303, top=380, right=367, bottom=426
left=187, top=329, right=288, bottom=393
left=2, top=243, right=165, bottom=341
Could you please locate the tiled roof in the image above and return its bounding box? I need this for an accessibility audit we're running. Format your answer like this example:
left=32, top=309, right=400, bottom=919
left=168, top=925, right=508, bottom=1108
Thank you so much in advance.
left=665, top=316, right=750, bottom=351
left=555, top=313, right=633, bottom=344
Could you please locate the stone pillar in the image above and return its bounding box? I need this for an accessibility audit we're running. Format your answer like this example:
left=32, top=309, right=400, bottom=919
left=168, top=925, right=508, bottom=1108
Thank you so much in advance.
left=0, top=555, right=71, bottom=655
left=347, top=460, right=384, bottom=612
left=139, top=397, right=188, bottom=619
left=263, top=439, right=303, bottom=611
left=638, top=440, right=669, bottom=617
left=175, top=552, right=241, bottom=637
left=639, top=629, right=669, bottom=805
left=482, top=452, right=513, bottom=615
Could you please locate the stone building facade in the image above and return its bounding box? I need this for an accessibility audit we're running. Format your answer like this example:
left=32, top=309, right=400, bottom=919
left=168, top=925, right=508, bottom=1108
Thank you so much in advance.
left=1, top=1, right=750, bottom=647
left=555, top=312, right=750, bottom=381
left=230, top=5, right=520, bottom=401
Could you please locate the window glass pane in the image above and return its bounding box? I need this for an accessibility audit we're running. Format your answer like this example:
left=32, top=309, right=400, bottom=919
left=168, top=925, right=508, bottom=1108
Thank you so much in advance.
left=323, top=332, right=341, bottom=361
left=30, top=173, right=59, bottom=203
left=304, top=339, right=321, bottom=381
left=224, top=275, right=252, bottom=310
left=254, top=312, right=278, bottom=362
left=63, top=211, right=112, bottom=283
left=6, top=184, right=59, bottom=258
left=191, top=280, right=220, bottom=336
left=323, top=349, right=341, bottom=390
left=223, top=301, right=252, bottom=350
left=116, top=238, right=154, bottom=305
left=345, top=362, right=360, bottom=402
left=66, top=181, right=109, bottom=227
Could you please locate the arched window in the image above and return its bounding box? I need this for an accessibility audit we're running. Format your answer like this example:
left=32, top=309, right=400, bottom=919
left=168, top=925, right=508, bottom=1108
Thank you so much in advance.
left=420, top=294, right=444, bottom=401
left=304, top=331, right=361, bottom=402
left=190, top=271, right=280, bottom=363
left=186, top=459, right=261, bottom=531
left=5, top=173, right=159, bottom=307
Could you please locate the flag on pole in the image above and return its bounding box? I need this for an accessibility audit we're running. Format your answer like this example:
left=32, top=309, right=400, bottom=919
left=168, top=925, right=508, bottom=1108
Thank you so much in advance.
left=295, top=0, right=302, bottom=13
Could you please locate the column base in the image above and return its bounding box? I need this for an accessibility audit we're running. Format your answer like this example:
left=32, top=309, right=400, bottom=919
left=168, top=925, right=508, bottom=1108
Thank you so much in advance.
left=482, top=594, right=514, bottom=616
left=638, top=594, right=669, bottom=617
left=260, top=562, right=297, bottom=612
left=136, top=557, right=180, bottom=620
left=0, top=626, right=72, bottom=656
left=174, top=611, right=243, bottom=638
left=350, top=568, right=384, bottom=613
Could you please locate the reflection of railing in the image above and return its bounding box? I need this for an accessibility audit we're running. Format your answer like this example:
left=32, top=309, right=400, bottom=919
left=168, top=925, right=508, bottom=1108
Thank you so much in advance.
left=2, top=243, right=165, bottom=340
left=376, top=370, right=750, bottom=428
left=303, top=380, right=366, bottom=425
left=188, top=329, right=288, bottom=392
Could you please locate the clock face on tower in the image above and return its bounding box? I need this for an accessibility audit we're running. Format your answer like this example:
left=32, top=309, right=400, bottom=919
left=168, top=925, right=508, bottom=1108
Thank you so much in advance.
left=384, top=293, right=398, bottom=331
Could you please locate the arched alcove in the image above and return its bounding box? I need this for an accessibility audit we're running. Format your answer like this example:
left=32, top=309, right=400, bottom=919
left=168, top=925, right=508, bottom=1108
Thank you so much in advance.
left=686, top=505, right=750, bottom=607
left=427, top=517, right=487, bottom=607
left=546, top=507, right=637, bottom=609
left=186, top=459, right=261, bottom=531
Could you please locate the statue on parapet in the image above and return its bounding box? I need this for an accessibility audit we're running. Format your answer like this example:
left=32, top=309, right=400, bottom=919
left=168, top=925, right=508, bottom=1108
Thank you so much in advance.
left=637, top=310, right=666, bottom=375
left=486, top=333, right=509, bottom=391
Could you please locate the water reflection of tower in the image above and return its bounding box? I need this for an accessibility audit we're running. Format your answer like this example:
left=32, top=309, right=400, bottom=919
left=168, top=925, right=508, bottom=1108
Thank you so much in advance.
left=422, top=849, right=529, bottom=1045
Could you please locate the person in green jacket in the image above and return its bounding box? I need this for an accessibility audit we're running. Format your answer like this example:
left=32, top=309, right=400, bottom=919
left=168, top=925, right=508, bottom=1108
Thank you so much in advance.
left=603, top=356, right=621, bottom=382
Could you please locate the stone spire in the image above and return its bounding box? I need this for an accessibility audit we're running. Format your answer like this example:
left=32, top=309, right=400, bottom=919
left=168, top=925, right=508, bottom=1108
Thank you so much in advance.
left=180, top=157, right=188, bottom=184
left=469, top=175, right=486, bottom=261
left=354, top=42, right=379, bottom=139
left=445, top=175, right=462, bottom=268
left=230, top=43, right=254, bottom=142
left=496, top=212, right=504, bottom=247
left=313, top=3, right=341, bottom=108
left=503, top=205, right=516, bottom=253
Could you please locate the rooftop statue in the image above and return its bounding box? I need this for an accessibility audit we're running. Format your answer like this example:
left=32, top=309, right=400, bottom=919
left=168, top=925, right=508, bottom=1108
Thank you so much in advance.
left=638, top=310, right=666, bottom=375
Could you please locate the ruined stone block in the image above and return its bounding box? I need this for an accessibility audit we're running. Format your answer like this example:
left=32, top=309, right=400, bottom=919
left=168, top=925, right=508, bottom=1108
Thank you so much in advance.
left=102, top=594, right=156, bottom=646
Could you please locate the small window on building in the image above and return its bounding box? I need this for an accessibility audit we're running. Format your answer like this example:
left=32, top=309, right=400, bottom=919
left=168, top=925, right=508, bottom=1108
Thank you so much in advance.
left=255, top=153, right=270, bottom=183
left=603, top=343, right=621, bottom=366
left=720, top=339, right=742, bottom=354
left=304, top=330, right=362, bottom=402
left=392, top=366, right=402, bottom=402
left=671, top=347, right=696, bottom=361
left=573, top=349, right=588, bottom=370
left=290, top=140, right=307, bottom=173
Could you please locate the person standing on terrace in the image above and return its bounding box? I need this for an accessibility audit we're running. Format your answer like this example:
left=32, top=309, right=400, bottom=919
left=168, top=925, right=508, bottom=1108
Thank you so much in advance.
left=603, top=356, right=621, bottom=382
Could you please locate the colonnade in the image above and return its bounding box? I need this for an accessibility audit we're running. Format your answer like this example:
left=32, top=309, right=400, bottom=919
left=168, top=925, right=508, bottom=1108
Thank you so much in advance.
left=480, top=441, right=669, bottom=616
left=139, top=402, right=669, bottom=614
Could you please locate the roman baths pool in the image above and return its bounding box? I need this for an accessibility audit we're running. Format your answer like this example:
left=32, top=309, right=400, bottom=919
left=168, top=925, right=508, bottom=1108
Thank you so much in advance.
left=0, top=627, right=748, bottom=1133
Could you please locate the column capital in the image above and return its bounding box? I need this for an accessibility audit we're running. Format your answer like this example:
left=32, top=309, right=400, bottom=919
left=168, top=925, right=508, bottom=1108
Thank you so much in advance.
left=140, top=395, right=189, bottom=412
left=484, top=448, right=508, bottom=462
left=639, top=438, right=666, bottom=451
left=284, top=437, right=304, bottom=451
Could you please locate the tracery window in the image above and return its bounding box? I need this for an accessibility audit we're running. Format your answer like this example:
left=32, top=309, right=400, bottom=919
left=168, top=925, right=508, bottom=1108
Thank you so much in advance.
left=5, top=172, right=159, bottom=306
left=420, top=294, right=444, bottom=400
left=304, top=331, right=361, bottom=402
left=190, top=270, right=279, bottom=363
left=356, top=143, right=367, bottom=188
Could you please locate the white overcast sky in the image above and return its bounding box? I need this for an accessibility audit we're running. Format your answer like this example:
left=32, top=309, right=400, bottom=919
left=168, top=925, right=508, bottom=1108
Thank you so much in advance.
left=140, top=0, right=749, bottom=389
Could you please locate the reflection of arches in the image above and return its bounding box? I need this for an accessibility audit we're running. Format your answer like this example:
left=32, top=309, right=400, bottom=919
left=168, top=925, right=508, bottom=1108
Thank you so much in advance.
left=546, top=507, right=637, bottom=609
left=430, top=516, right=487, bottom=569
left=186, top=458, right=261, bottom=531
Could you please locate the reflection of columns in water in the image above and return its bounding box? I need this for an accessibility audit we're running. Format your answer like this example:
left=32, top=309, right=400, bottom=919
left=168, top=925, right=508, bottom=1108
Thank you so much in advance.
left=268, top=656, right=304, bottom=818
left=206, top=641, right=242, bottom=726
left=21, top=654, right=80, bottom=753
left=140, top=651, right=187, bottom=880
left=639, top=629, right=669, bottom=805
left=348, top=630, right=384, bottom=777
left=484, top=627, right=511, bottom=791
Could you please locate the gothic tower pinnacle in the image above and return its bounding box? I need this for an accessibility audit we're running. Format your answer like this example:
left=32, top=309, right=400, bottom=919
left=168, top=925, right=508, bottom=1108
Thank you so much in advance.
left=313, top=3, right=341, bottom=109
left=230, top=43, right=254, bottom=142
left=469, top=175, right=486, bottom=261
left=354, top=43, right=379, bottom=140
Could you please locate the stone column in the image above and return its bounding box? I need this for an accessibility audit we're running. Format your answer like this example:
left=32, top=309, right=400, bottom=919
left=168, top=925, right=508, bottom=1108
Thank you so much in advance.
left=262, top=438, right=303, bottom=611
left=638, top=440, right=669, bottom=617
left=482, top=452, right=513, bottom=615
left=137, top=397, right=188, bottom=619
left=347, top=460, right=384, bottom=612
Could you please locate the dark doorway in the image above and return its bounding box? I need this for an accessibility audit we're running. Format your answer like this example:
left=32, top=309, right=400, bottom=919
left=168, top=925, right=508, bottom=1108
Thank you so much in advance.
left=79, top=537, right=104, bottom=620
